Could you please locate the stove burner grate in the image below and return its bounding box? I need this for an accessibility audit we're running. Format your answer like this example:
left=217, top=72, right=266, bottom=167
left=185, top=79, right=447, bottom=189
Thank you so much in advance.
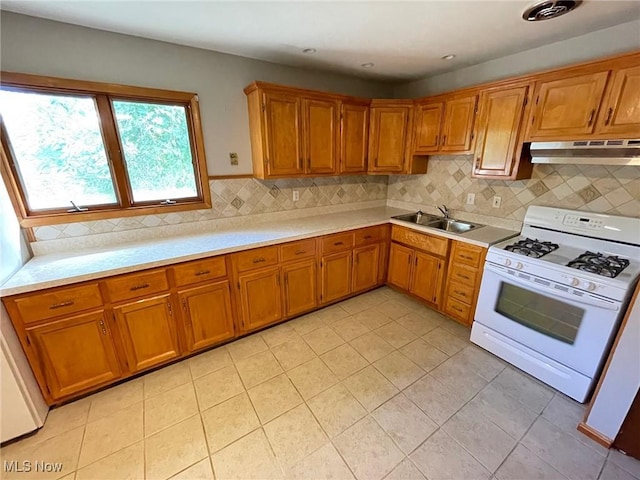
left=567, top=251, right=630, bottom=278
left=504, top=238, right=559, bottom=259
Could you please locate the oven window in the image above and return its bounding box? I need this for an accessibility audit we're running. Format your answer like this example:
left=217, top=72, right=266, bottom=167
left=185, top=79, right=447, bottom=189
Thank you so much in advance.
left=495, top=282, right=585, bottom=345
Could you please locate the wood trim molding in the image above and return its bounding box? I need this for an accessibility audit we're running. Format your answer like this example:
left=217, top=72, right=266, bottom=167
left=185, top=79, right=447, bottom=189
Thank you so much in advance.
left=208, top=174, right=253, bottom=180
left=577, top=422, right=613, bottom=448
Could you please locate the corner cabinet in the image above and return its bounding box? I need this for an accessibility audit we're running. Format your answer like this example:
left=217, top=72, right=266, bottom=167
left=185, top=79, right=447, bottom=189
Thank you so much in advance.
left=472, top=83, right=533, bottom=180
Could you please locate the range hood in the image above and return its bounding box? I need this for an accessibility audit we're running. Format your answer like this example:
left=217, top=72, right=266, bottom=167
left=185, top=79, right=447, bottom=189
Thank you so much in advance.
left=530, top=139, right=640, bottom=166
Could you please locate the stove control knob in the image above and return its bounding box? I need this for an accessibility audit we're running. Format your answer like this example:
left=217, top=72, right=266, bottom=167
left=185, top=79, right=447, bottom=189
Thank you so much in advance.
left=588, top=282, right=597, bottom=291
left=571, top=278, right=580, bottom=287
left=504, top=259, right=512, bottom=267
left=515, top=262, right=523, bottom=270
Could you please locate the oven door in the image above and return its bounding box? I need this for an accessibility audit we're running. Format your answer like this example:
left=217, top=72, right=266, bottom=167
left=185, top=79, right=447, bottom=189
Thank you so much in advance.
left=475, top=263, right=621, bottom=377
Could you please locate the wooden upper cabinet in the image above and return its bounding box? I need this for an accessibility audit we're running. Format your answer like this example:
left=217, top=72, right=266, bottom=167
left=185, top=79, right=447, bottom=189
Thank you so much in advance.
left=178, top=280, right=234, bottom=352
left=263, top=92, right=304, bottom=176
left=114, top=294, right=180, bottom=373
left=440, top=94, right=478, bottom=152
left=413, top=102, right=443, bottom=154
left=596, top=65, right=640, bottom=136
left=303, top=97, right=339, bottom=174
left=368, top=101, right=412, bottom=173
left=528, top=71, right=609, bottom=139
left=27, top=311, right=121, bottom=400
left=340, top=102, right=369, bottom=173
left=473, top=84, right=533, bottom=180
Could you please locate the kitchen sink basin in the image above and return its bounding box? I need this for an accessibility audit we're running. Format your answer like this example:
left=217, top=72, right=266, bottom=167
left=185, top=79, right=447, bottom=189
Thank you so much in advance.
left=392, top=212, right=483, bottom=234
left=423, top=218, right=482, bottom=233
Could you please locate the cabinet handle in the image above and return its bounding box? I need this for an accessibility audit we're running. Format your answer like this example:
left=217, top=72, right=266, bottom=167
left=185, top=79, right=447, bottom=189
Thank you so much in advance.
left=295, top=250, right=306, bottom=255
left=456, top=273, right=471, bottom=281
left=460, top=255, right=473, bottom=260
left=587, top=109, right=596, bottom=127
left=284, top=273, right=289, bottom=286
left=454, top=290, right=467, bottom=297
left=604, top=107, right=613, bottom=126
left=307, top=158, right=311, bottom=170
left=364, top=235, right=372, bottom=239
left=451, top=305, right=463, bottom=313
left=194, top=270, right=210, bottom=276
left=98, top=319, right=107, bottom=335
left=435, top=135, right=439, bottom=145
left=334, top=241, right=344, bottom=246
left=167, top=302, right=173, bottom=316
left=49, top=300, right=74, bottom=310
left=253, top=257, right=266, bottom=264
left=407, top=255, right=411, bottom=264
left=475, top=158, right=481, bottom=169
left=130, top=283, right=150, bottom=291
left=442, top=135, right=447, bottom=146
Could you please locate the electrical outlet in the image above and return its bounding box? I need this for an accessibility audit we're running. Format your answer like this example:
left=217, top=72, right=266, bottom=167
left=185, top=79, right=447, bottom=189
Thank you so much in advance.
left=492, top=196, right=502, bottom=208
left=292, top=190, right=300, bottom=202
left=229, top=152, right=238, bottom=166
left=466, top=193, right=475, bottom=205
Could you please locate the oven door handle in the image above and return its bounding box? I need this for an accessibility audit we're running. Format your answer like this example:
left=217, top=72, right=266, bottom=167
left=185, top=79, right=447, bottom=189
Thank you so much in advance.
left=484, top=264, right=620, bottom=311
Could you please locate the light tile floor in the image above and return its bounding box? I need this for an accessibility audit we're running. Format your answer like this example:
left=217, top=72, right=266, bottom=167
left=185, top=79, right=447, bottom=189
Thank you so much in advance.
left=2, top=286, right=639, bottom=480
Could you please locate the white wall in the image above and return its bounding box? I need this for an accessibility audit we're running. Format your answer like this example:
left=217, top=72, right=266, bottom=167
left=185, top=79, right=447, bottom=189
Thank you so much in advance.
left=586, top=289, right=640, bottom=441
left=394, top=19, right=640, bottom=98
left=0, top=180, right=30, bottom=284
left=0, top=12, right=393, bottom=176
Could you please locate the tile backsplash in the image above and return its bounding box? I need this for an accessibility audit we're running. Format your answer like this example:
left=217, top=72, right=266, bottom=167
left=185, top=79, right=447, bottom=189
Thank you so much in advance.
left=33, top=176, right=388, bottom=241
left=387, top=156, right=639, bottom=224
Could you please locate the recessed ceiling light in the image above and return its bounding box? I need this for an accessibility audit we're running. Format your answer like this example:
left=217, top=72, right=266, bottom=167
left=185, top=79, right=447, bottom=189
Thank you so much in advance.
left=441, top=54, right=456, bottom=60
left=302, top=48, right=317, bottom=54
left=361, top=62, right=375, bottom=68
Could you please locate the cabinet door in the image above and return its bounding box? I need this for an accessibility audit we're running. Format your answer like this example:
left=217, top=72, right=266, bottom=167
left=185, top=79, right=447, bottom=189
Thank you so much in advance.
left=368, top=106, right=410, bottom=173
left=263, top=92, right=303, bottom=176
left=409, top=252, right=444, bottom=305
left=529, top=71, right=609, bottom=139
left=303, top=98, right=339, bottom=174
left=321, top=251, right=352, bottom=304
left=413, top=102, right=443, bottom=154
left=114, top=295, right=180, bottom=372
left=340, top=103, right=369, bottom=173
left=387, top=243, right=413, bottom=291
left=179, top=281, right=235, bottom=352
left=283, top=259, right=317, bottom=317
left=353, top=244, right=380, bottom=293
left=473, top=85, right=529, bottom=178
left=440, top=95, right=478, bottom=152
left=596, top=65, right=640, bottom=136
left=28, top=311, right=121, bottom=399
left=238, top=267, right=283, bottom=332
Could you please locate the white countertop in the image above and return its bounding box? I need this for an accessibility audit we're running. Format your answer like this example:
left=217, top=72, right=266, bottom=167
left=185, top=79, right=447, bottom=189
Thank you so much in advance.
left=0, top=206, right=518, bottom=297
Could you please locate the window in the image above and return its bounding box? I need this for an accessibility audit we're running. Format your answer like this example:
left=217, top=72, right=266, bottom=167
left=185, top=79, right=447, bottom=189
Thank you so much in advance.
left=0, top=72, right=210, bottom=226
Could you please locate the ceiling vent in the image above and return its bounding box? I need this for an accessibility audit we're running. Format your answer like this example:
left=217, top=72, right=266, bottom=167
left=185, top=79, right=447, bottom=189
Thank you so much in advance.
left=522, top=0, right=582, bottom=21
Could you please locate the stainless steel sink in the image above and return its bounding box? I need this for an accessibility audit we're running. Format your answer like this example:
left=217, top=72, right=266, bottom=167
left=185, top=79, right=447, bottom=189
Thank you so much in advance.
left=422, top=218, right=482, bottom=233
left=392, top=212, right=483, bottom=234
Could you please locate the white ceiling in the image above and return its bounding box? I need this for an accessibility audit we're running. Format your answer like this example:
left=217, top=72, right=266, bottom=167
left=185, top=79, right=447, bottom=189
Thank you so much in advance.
left=2, top=1, right=639, bottom=81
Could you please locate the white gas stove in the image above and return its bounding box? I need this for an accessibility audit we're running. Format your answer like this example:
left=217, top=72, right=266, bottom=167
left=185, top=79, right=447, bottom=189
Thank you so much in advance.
left=472, top=206, right=640, bottom=402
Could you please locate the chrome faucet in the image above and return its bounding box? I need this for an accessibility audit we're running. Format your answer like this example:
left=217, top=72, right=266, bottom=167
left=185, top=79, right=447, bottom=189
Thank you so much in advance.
left=437, top=205, right=451, bottom=219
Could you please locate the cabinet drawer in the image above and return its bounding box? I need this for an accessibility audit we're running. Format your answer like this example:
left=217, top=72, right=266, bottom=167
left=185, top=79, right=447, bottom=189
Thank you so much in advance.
left=391, top=226, right=448, bottom=257
left=321, top=232, right=355, bottom=254
left=173, top=256, right=227, bottom=287
left=449, top=263, right=478, bottom=287
left=280, top=239, right=317, bottom=263
left=15, top=284, right=103, bottom=324
left=355, top=225, right=387, bottom=246
left=234, top=246, right=279, bottom=272
left=444, top=296, right=472, bottom=324
left=104, top=270, right=169, bottom=303
left=448, top=281, right=475, bottom=305
left=451, top=242, right=484, bottom=268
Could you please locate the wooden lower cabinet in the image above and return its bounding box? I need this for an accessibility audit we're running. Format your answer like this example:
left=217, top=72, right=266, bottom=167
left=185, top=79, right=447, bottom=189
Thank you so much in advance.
left=113, top=294, right=180, bottom=373
left=410, top=252, right=444, bottom=306
left=283, top=259, right=318, bottom=316
left=178, top=280, right=235, bottom=352
left=237, top=267, right=283, bottom=332
left=321, top=251, right=352, bottom=304
left=26, top=311, right=121, bottom=399
left=443, top=241, right=487, bottom=326
left=353, top=244, right=380, bottom=293
left=387, top=243, right=413, bottom=290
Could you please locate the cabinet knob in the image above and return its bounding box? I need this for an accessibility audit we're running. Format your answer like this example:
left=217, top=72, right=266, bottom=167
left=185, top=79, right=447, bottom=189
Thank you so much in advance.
left=604, top=107, right=613, bottom=126
left=98, top=319, right=107, bottom=335
left=475, top=157, right=481, bottom=169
